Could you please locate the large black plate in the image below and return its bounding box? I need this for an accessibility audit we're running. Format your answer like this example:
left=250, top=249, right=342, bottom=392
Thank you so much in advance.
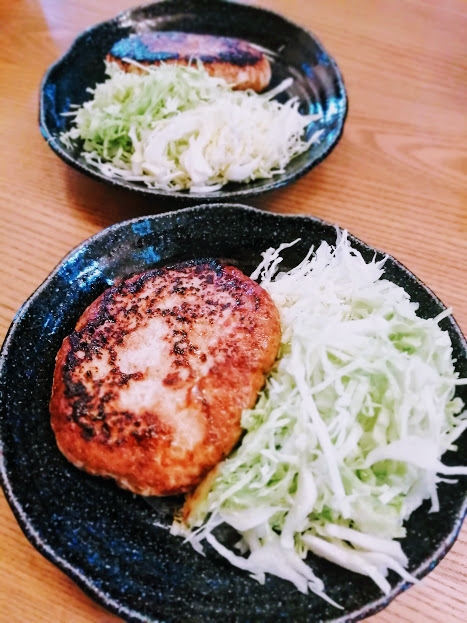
left=1, top=204, right=466, bottom=622
left=39, top=0, right=348, bottom=203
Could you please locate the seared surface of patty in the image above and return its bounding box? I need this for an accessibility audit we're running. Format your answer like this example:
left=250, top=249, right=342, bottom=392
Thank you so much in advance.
left=50, top=260, right=280, bottom=496
left=107, top=31, right=272, bottom=91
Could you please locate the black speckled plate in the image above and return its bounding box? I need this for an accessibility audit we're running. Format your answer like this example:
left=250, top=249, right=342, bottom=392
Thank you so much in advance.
left=1, top=204, right=466, bottom=623
left=39, top=0, right=348, bottom=203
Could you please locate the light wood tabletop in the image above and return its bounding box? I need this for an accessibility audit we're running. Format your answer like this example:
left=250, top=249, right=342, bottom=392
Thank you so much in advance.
left=1, top=0, right=466, bottom=621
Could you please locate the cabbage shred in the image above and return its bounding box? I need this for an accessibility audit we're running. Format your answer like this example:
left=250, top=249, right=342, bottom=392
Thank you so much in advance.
left=172, top=231, right=467, bottom=604
left=61, top=61, right=321, bottom=192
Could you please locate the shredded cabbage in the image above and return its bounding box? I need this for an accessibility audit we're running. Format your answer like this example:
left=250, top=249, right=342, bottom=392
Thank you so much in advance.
left=171, top=231, right=467, bottom=604
left=61, top=61, right=322, bottom=192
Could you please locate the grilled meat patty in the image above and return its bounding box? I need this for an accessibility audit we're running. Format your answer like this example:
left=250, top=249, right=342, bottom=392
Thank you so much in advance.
left=106, top=31, right=272, bottom=92
left=50, top=260, right=281, bottom=496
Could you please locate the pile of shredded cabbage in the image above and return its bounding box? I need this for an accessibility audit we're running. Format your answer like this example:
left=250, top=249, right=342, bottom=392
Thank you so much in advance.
left=171, top=231, right=467, bottom=606
left=60, top=61, right=322, bottom=192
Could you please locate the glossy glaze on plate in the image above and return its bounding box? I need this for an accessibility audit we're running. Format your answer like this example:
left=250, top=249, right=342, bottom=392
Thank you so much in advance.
left=1, top=204, right=466, bottom=622
left=39, top=0, right=348, bottom=203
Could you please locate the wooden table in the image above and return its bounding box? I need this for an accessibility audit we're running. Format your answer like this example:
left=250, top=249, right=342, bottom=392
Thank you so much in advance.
left=1, top=0, right=466, bottom=621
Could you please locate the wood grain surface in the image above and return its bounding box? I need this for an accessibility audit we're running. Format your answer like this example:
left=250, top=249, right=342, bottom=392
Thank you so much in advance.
left=1, top=0, right=466, bottom=621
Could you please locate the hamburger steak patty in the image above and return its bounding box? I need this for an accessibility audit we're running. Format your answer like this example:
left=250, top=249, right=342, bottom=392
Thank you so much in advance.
left=107, top=31, right=272, bottom=92
left=50, top=260, right=281, bottom=496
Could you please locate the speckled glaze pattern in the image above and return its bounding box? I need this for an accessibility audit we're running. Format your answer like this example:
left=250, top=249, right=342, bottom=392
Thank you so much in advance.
left=1, top=204, right=466, bottom=623
left=39, top=0, right=348, bottom=204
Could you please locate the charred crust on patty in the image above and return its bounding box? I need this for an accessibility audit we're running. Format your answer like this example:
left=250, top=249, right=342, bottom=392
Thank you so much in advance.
left=106, top=31, right=272, bottom=92
left=50, top=259, right=281, bottom=497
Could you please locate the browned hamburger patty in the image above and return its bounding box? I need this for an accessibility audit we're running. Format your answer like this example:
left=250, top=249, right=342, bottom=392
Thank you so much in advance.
left=50, top=260, right=281, bottom=497
left=106, top=31, right=272, bottom=92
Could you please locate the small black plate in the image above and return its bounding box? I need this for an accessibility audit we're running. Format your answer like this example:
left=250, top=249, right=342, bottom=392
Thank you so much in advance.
left=39, top=0, right=348, bottom=203
left=1, top=204, right=466, bottom=622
